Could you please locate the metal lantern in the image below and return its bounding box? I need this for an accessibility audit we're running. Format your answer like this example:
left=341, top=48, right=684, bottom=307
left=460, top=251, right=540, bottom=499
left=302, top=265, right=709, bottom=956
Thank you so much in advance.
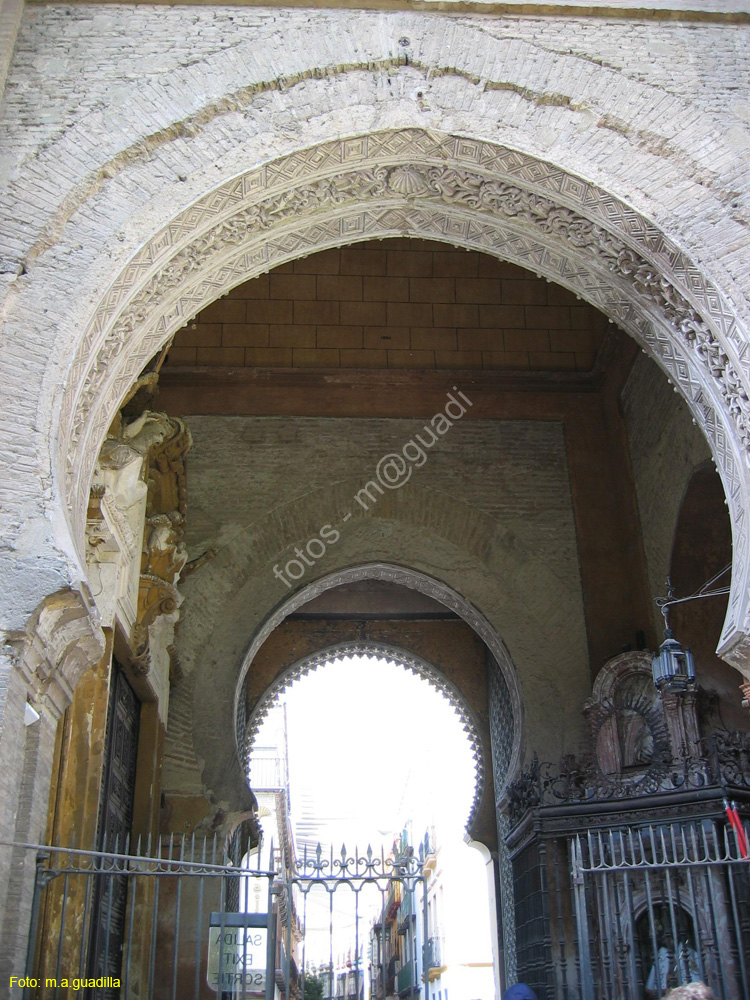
left=651, top=630, right=696, bottom=691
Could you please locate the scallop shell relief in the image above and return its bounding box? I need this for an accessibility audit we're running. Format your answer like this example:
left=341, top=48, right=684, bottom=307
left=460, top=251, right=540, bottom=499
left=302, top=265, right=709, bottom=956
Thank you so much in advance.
left=387, top=165, right=429, bottom=197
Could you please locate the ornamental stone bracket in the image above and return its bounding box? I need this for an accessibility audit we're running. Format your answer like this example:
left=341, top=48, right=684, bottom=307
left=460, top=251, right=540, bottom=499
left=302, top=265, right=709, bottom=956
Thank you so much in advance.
left=86, top=398, right=191, bottom=707
left=86, top=443, right=146, bottom=636
left=130, top=412, right=190, bottom=698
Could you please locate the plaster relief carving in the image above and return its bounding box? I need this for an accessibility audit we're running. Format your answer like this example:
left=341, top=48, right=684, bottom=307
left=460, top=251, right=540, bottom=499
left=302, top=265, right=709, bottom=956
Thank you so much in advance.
left=87, top=439, right=147, bottom=634
left=66, top=140, right=749, bottom=488
left=86, top=401, right=191, bottom=699
left=584, top=652, right=670, bottom=786
left=132, top=413, right=191, bottom=682
left=59, top=130, right=750, bottom=657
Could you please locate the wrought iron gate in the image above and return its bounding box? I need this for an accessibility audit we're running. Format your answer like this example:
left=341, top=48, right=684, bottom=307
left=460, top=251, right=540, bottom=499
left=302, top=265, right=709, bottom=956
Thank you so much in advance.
left=16, top=835, right=432, bottom=1000
left=289, top=841, right=431, bottom=1000
left=571, top=820, right=750, bottom=1000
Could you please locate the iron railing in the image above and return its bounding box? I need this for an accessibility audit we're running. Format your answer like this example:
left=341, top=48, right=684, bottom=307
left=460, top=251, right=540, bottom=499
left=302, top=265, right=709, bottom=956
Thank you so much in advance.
left=9, top=834, right=280, bottom=1000
left=570, top=820, right=750, bottom=1000
left=396, top=960, right=416, bottom=996
left=293, top=843, right=428, bottom=1000
left=507, top=731, right=750, bottom=824
left=14, top=836, right=435, bottom=1000
left=424, top=938, right=441, bottom=971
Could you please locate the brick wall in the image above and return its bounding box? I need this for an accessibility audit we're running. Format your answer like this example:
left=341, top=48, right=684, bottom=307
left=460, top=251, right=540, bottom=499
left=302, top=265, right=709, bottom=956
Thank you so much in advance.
left=165, top=413, right=591, bottom=801
left=621, top=352, right=711, bottom=629
left=166, top=239, right=607, bottom=371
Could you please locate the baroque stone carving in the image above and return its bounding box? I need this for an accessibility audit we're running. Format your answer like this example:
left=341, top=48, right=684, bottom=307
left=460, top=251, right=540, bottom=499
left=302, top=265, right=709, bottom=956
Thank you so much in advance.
left=7, top=589, right=106, bottom=719
left=505, top=652, right=750, bottom=826
left=94, top=406, right=191, bottom=676
left=58, top=129, right=750, bottom=653
left=131, top=414, right=191, bottom=671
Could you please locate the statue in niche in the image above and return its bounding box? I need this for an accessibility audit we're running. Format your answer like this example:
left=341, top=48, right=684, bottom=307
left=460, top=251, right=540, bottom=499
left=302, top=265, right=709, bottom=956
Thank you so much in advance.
left=615, top=675, right=656, bottom=771
left=587, top=652, right=668, bottom=783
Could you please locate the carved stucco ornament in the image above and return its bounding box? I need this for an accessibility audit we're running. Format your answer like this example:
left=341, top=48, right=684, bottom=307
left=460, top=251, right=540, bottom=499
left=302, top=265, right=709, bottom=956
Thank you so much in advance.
left=7, top=589, right=106, bottom=719
left=60, top=130, right=750, bottom=660
left=91, top=405, right=192, bottom=676
left=64, top=134, right=750, bottom=499
left=387, top=165, right=429, bottom=197
left=130, top=414, right=191, bottom=675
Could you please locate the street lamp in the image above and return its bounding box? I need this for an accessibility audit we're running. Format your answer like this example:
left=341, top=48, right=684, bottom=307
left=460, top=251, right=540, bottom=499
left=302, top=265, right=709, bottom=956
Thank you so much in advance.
left=651, top=629, right=695, bottom=691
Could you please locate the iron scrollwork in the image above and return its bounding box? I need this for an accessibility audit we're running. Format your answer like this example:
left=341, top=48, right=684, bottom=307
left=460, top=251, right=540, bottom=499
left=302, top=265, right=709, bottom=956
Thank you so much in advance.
left=506, top=728, right=750, bottom=826
left=294, top=840, right=426, bottom=886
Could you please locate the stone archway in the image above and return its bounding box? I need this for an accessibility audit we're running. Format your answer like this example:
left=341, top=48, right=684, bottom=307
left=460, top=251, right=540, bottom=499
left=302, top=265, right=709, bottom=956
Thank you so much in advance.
left=56, top=130, right=750, bottom=668
left=232, top=562, right=521, bottom=794
left=234, top=569, right=521, bottom=981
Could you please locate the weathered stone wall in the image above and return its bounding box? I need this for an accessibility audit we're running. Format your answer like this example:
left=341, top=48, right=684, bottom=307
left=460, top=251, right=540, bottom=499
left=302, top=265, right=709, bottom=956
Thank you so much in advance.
left=621, top=352, right=712, bottom=631
left=163, top=414, right=591, bottom=807
left=0, top=6, right=749, bottom=990
left=1, top=9, right=750, bottom=643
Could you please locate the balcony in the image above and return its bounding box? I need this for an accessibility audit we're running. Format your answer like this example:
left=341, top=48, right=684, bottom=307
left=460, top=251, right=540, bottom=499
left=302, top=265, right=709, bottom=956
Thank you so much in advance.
left=425, top=939, right=445, bottom=983
left=385, top=881, right=401, bottom=920
left=398, top=889, right=418, bottom=933
left=251, top=754, right=286, bottom=789
left=397, top=961, right=419, bottom=997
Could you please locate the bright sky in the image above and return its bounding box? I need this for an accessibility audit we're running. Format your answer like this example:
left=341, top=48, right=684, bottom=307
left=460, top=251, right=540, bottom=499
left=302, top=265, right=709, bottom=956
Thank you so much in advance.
left=250, top=655, right=485, bottom=967
left=252, top=655, right=479, bottom=855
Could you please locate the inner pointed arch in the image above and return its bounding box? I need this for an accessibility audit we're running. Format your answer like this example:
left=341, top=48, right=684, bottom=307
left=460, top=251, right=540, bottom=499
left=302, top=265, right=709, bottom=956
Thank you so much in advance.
left=234, top=562, right=522, bottom=795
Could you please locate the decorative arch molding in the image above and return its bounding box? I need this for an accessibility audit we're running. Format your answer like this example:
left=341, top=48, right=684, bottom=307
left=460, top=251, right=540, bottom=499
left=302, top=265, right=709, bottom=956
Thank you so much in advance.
left=59, top=128, right=750, bottom=661
left=246, top=639, right=487, bottom=831
left=235, top=562, right=522, bottom=793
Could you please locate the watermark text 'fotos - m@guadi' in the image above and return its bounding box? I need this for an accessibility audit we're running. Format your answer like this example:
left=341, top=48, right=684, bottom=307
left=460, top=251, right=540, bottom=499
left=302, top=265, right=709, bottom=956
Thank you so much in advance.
left=272, top=388, right=473, bottom=589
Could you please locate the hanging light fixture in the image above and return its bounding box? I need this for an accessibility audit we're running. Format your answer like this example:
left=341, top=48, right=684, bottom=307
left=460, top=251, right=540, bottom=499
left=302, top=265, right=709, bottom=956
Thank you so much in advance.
left=652, top=578, right=695, bottom=691
left=651, top=628, right=695, bottom=691
left=651, top=570, right=730, bottom=691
